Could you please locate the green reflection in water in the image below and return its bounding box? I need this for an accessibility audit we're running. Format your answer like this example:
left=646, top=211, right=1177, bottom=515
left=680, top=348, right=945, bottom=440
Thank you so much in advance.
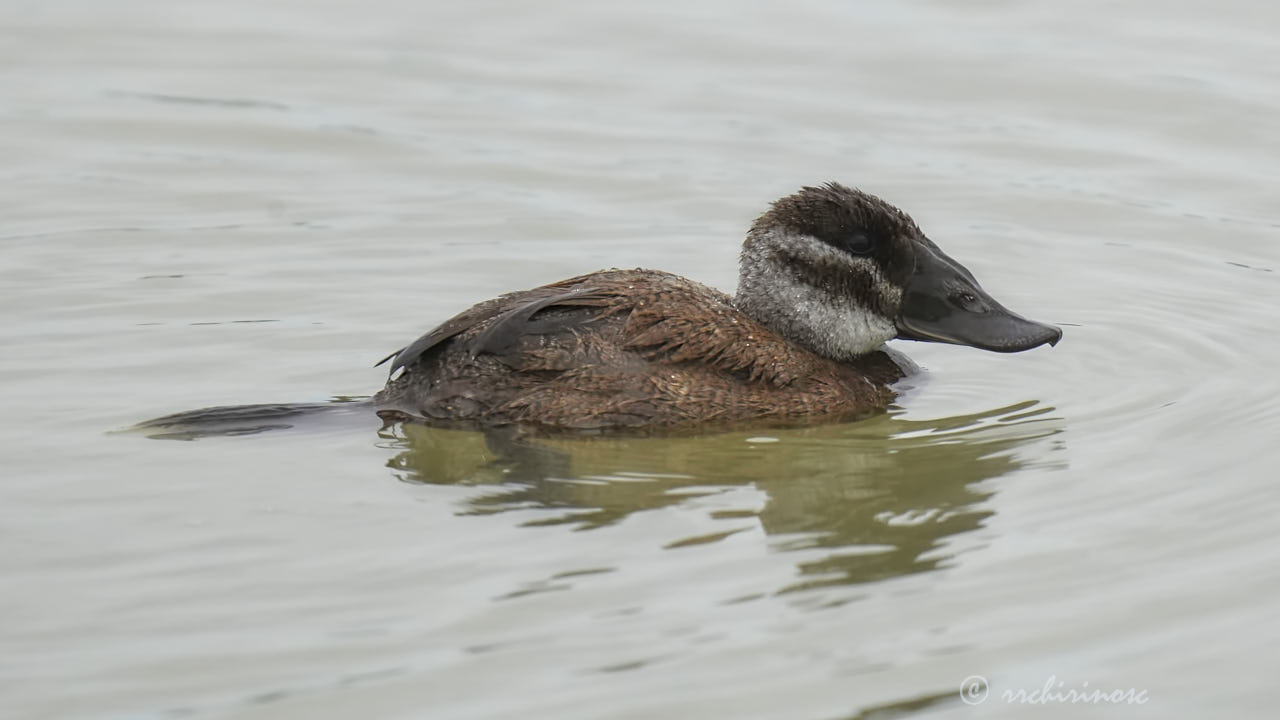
left=387, top=402, right=1063, bottom=590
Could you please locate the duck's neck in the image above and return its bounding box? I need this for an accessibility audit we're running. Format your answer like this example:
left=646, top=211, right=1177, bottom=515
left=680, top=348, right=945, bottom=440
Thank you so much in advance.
left=733, top=227, right=898, bottom=361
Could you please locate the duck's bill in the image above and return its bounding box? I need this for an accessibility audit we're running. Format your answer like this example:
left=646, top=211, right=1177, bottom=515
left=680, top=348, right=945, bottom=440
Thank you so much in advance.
left=895, top=241, right=1062, bottom=353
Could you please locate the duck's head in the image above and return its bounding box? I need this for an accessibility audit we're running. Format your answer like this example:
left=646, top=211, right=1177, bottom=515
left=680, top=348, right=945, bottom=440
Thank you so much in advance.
left=735, top=182, right=1062, bottom=361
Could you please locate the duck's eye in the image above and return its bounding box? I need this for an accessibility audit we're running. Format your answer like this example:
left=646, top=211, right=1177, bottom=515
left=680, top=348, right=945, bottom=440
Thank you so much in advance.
left=842, top=231, right=876, bottom=255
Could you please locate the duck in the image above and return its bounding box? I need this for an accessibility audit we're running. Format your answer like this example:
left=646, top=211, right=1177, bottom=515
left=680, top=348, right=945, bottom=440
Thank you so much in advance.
left=371, top=182, right=1061, bottom=432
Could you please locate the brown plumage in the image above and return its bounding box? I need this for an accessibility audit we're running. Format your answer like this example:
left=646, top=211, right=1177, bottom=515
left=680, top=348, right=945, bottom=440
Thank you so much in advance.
left=374, top=269, right=904, bottom=432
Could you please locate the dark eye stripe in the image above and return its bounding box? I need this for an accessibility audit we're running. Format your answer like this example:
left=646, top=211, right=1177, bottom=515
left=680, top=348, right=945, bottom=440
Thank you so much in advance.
left=774, top=248, right=896, bottom=319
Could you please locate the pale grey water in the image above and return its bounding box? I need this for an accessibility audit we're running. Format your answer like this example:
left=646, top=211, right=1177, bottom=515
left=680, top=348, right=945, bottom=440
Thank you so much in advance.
left=3, top=1, right=1278, bottom=718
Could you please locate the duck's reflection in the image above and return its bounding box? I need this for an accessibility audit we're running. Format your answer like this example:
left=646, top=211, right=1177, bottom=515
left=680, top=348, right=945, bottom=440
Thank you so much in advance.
left=387, top=402, right=1063, bottom=589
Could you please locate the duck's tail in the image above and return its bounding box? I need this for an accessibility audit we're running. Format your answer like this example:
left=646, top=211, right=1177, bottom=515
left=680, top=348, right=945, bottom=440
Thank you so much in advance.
left=130, top=399, right=376, bottom=440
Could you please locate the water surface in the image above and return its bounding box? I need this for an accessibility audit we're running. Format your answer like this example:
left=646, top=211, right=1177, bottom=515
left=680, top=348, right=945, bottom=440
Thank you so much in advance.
left=3, top=1, right=1278, bottom=718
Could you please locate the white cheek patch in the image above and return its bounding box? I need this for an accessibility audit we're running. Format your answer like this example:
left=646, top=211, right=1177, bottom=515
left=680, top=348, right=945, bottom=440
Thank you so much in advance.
left=737, top=230, right=902, bottom=360
left=771, top=272, right=898, bottom=358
